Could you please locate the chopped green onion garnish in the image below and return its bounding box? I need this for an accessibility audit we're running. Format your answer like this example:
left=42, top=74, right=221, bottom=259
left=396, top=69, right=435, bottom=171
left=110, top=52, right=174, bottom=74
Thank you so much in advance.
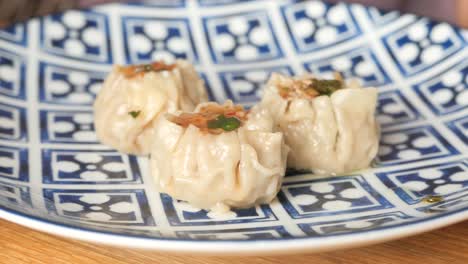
left=312, top=79, right=343, bottom=96
left=128, top=110, right=141, bottom=118
left=207, top=115, right=241, bottom=131
left=221, top=117, right=241, bottom=131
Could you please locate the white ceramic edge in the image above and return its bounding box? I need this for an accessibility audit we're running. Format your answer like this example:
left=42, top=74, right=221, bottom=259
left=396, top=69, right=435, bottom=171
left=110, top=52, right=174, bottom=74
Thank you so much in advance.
left=1, top=207, right=467, bottom=256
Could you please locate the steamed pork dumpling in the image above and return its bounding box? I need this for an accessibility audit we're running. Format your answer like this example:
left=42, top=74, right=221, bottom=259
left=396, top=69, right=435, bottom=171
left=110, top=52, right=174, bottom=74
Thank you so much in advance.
left=150, top=101, right=288, bottom=211
left=94, top=60, right=208, bottom=155
left=261, top=73, right=379, bottom=175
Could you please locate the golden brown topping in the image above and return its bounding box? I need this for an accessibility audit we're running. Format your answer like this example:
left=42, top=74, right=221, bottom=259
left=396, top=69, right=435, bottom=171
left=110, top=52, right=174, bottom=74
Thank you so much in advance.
left=167, top=103, right=248, bottom=134
left=119, top=61, right=176, bottom=78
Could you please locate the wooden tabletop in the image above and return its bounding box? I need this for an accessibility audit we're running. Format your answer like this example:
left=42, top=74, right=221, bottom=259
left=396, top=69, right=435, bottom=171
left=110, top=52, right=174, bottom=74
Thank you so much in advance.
left=0, top=219, right=467, bottom=264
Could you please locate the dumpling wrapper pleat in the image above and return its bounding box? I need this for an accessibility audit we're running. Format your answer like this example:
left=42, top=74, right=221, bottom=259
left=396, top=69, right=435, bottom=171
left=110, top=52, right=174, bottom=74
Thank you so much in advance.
left=261, top=73, right=379, bottom=175
left=150, top=104, right=288, bottom=210
left=94, top=60, right=208, bottom=155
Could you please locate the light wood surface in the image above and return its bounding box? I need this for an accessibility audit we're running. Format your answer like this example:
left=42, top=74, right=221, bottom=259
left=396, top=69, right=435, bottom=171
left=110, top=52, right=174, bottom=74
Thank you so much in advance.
left=0, top=219, right=467, bottom=264
left=457, top=0, right=468, bottom=27
left=0, top=0, right=467, bottom=263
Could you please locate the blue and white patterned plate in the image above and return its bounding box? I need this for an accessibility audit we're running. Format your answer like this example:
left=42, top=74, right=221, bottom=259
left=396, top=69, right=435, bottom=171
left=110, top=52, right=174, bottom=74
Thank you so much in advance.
left=0, top=0, right=467, bottom=255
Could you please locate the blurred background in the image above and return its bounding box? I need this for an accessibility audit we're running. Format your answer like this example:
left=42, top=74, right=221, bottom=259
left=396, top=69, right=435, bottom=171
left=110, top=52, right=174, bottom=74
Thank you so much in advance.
left=0, top=0, right=467, bottom=28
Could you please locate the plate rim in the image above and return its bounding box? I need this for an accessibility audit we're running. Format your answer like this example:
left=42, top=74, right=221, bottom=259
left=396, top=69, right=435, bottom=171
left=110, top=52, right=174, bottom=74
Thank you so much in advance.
left=1, top=204, right=467, bottom=255
left=1, top=0, right=468, bottom=255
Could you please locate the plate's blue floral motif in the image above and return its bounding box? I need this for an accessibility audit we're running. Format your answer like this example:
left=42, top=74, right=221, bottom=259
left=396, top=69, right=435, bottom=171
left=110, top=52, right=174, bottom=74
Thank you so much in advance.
left=383, top=19, right=464, bottom=76
left=40, top=110, right=96, bottom=143
left=377, top=160, right=468, bottom=204
left=38, top=62, right=105, bottom=106
left=414, top=61, right=468, bottom=116
left=40, top=11, right=112, bottom=63
left=122, top=17, right=198, bottom=64
left=44, top=189, right=155, bottom=225
left=203, top=11, right=283, bottom=63
left=161, top=194, right=277, bottom=226
left=281, top=1, right=360, bottom=53
left=377, top=90, right=423, bottom=127
left=303, top=47, right=390, bottom=86
left=279, top=176, right=393, bottom=218
left=377, top=126, right=458, bottom=165
left=0, top=0, right=467, bottom=247
left=42, top=150, right=142, bottom=184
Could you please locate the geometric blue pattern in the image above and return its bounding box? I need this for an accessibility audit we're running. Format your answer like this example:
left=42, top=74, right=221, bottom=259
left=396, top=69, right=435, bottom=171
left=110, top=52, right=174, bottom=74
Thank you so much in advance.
left=198, top=0, right=252, bottom=7
left=281, top=1, right=361, bottom=53
left=40, top=10, right=112, bottom=63
left=365, top=7, right=400, bottom=26
left=43, top=189, right=155, bottom=226
left=377, top=90, right=423, bottom=127
left=376, top=160, right=468, bottom=204
left=416, top=192, right=468, bottom=213
left=0, top=146, right=28, bottom=182
left=42, top=149, right=142, bottom=184
left=414, top=60, right=468, bottom=116
left=0, top=181, right=32, bottom=211
left=40, top=110, right=96, bottom=144
left=0, top=23, right=27, bottom=46
left=298, top=211, right=412, bottom=236
left=446, top=116, right=468, bottom=143
left=382, top=18, right=464, bottom=76
left=0, top=102, right=27, bottom=142
left=38, top=61, right=105, bottom=106
left=198, top=73, right=216, bottom=101
left=304, top=47, right=391, bottom=86
left=0, top=0, right=467, bottom=248
left=127, top=0, right=186, bottom=7
left=161, top=194, right=277, bottom=226
left=0, top=48, right=26, bottom=99
left=203, top=11, right=283, bottom=63
left=122, top=16, right=199, bottom=64
left=279, top=175, right=394, bottom=218
left=377, top=125, right=459, bottom=166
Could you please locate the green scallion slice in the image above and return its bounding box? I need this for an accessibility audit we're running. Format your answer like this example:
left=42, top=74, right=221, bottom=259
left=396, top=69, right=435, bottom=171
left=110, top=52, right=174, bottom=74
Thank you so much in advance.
left=207, top=115, right=241, bottom=131
left=128, top=110, right=141, bottom=118
left=312, top=79, right=343, bottom=96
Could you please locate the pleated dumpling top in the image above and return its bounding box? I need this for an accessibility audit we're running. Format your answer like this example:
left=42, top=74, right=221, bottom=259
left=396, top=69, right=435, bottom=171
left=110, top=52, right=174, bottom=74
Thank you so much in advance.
left=93, top=60, right=208, bottom=155
left=150, top=101, right=289, bottom=211
left=260, top=73, right=379, bottom=175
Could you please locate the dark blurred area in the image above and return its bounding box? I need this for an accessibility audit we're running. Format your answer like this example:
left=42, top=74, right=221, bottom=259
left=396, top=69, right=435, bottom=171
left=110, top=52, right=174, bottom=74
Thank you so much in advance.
left=326, top=0, right=459, bottom=25
left=0, top=0, right=120, bottom=27
left=0, top=0, right=466, bottom=28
